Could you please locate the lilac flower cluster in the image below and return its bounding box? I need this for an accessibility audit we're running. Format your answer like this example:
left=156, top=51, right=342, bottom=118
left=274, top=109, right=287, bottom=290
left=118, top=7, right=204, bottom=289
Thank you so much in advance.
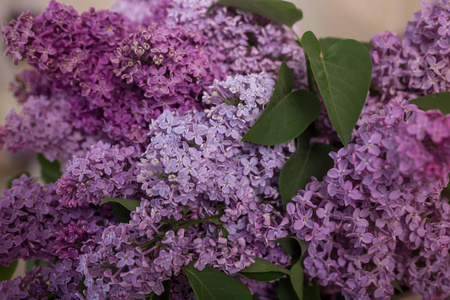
left=56, top=141, right=142, bottom=207
left=0, top=94, right=97, bottom=161
left=371, top=0, right=450, bottom=101
left=287, top=99, right=450, bottom=299
left=111, top=23, right=217, bottom=106
left=0, top=262, right=82, bottom=299
left=72, top=74, right=292, bottom=298
left=1, top=0, right=450, bottom=299
left=115, top=0, right=308, bottom=87
left=0, top=175, right=105, bottom=265
left=138, top=73, right=293, bottom=205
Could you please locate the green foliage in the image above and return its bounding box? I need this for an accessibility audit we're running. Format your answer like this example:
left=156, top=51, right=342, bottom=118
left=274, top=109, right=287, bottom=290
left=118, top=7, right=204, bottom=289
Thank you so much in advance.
left=0, top=261, right=18, bottom=282
left=25, top=259, right=47, bottom=271
left=147, top=280, right=171, bottom=300
left=183, top=263, right=252, bottom=300
left=303, top=280, right=322, bottom=300
left=319, top=37, right=371, bottom=53
left=276, top=236, right=312, bottom=300
left=276, top=236, right=308, bottom=260
left=100, top=197, right=141, bottom=223
left=277, top=277, right=299, bottom=300
left=239, top=258, right=290, bottom=281
left=289, top=257, right=305, bottom=300
left=207, top=0, right=303, bottom=28
left=301, top=31, right=372, bottom=147
left=37, top=153, right=62, bottom=183
left=242, top=89, right=321, bottom=145
left=279, top=142, right=335, bottom=204
left=391, top=280, right=404, bottom=294
left=409, top=92, right=450, bottom=114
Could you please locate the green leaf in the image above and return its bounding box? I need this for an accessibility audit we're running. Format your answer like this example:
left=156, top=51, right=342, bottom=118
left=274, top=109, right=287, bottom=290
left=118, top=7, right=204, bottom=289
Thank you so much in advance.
left=276, top=236, right=308, bottom=261
left=100, top=197, right=141, bottom=212
left=320, top=37, right=371, bottom=54
left=242, top=89, right=321, bottom=145
left=37, top=153, right=62, bottom=183
left=279, top=142, right=335, bottom=204
left=183, top=263, right=252, bottom=300
left=100, top=197, right=141, bottom=223
left=147, top=280, right=171, bottom=300
left=207, top=0, right=303, bottom=28
left=301, top=31, right=372, bottom=147
left=290, top=257, right=304, bottom=300
left=391, top=280, right=403, bottom=294
left=26, top=259, right=47, bottom=271
left=239, top=258, right=290, bottom=281
left=303, top=280, right=321, bottom=300
left=0, top=261, right=18, bottom=281
left=409, top=92, right=450, bottom=114
left=277, top=277, right=299, bottom=300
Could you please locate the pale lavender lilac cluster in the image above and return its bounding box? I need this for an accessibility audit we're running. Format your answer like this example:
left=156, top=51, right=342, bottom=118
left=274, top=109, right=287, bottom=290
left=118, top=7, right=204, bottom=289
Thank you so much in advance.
left=287, top=99, right=450, bottom=299
left=371, top=0, right=450, bottom=101
left=138, top=73, right=293, bottom=205
left=69, top=73, right=293, bottom=299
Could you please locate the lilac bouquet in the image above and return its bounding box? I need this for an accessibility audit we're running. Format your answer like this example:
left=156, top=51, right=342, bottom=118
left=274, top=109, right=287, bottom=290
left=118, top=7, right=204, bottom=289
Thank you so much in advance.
left=0, top=0, right=448, bottom=299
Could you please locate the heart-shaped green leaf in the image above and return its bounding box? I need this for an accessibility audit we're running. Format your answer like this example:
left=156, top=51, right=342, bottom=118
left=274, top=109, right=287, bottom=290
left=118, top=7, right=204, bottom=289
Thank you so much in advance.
left=100, top=197, right=141, bottom=212
left=301, top=31, right=372, bottom=147
left=37, top=153, right=62, bottom=184
left=207, top=0, right=303, bottom=28
left=100, top=197, right=141, bottom=223
left=279, top=142, right=335, bottom=204
left=289, top=257, right=305, bottom=300
left=239, top=258, right=290, bottom=281
left=0, top=261, right=18, bottom=281
left=183, top=263, right=252, bottom=300
left=303, top=280, right=321, bottom=300
left=276, top=236, right=309, bottom=260
left=320, top=37, right=371, bottom=54
left=409, top=92, right=450, bottom=114
left=242, top=89, right=321, bottom=145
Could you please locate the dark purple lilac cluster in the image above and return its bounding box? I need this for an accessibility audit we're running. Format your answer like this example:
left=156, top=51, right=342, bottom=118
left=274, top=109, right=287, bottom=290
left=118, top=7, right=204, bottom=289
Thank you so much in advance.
left=371, top=0, right=450, bottom=101
left=0, top=174, right=106, bottom=266
left=114, top=0, right=308, bottom=87
left=111, top=23, right=217, bottom=107
left=287, top=99, right=450, bottom=299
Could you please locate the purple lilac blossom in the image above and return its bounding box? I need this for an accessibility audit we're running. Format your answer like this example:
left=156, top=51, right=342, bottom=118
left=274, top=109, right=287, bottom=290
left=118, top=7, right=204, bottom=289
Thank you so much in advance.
left=77, top=73, right=294, bottom=298
left=0, top=94, right=97, bottom=161
left=113, top=0, right=308, bottom=87
left=56, top=141, right=142, bottom=207
left=0, top=175, right=106, bottom=266
left=371, top=0, right=450, bottom=101
left=287, top=98, right=450, bottom=300
left=2, top=1, right=219, bottom=146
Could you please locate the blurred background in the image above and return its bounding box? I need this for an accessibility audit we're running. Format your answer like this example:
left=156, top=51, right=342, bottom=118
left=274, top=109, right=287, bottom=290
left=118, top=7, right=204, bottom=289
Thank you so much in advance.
left=0, top=1, right=426, bottom=297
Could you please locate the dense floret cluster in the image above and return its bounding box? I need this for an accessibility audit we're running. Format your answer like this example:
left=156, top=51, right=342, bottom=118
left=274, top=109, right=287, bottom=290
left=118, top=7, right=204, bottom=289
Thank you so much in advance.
left=0, top=0, right=449, bottom=299
left=371, top=0, right=450, bottom=101
left=287, top=99, right=450, bottom=299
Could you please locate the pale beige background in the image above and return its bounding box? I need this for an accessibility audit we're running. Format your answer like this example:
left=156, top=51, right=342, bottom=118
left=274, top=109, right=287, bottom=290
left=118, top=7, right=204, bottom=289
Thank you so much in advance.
left=0, top=1, right=425, bottom=297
